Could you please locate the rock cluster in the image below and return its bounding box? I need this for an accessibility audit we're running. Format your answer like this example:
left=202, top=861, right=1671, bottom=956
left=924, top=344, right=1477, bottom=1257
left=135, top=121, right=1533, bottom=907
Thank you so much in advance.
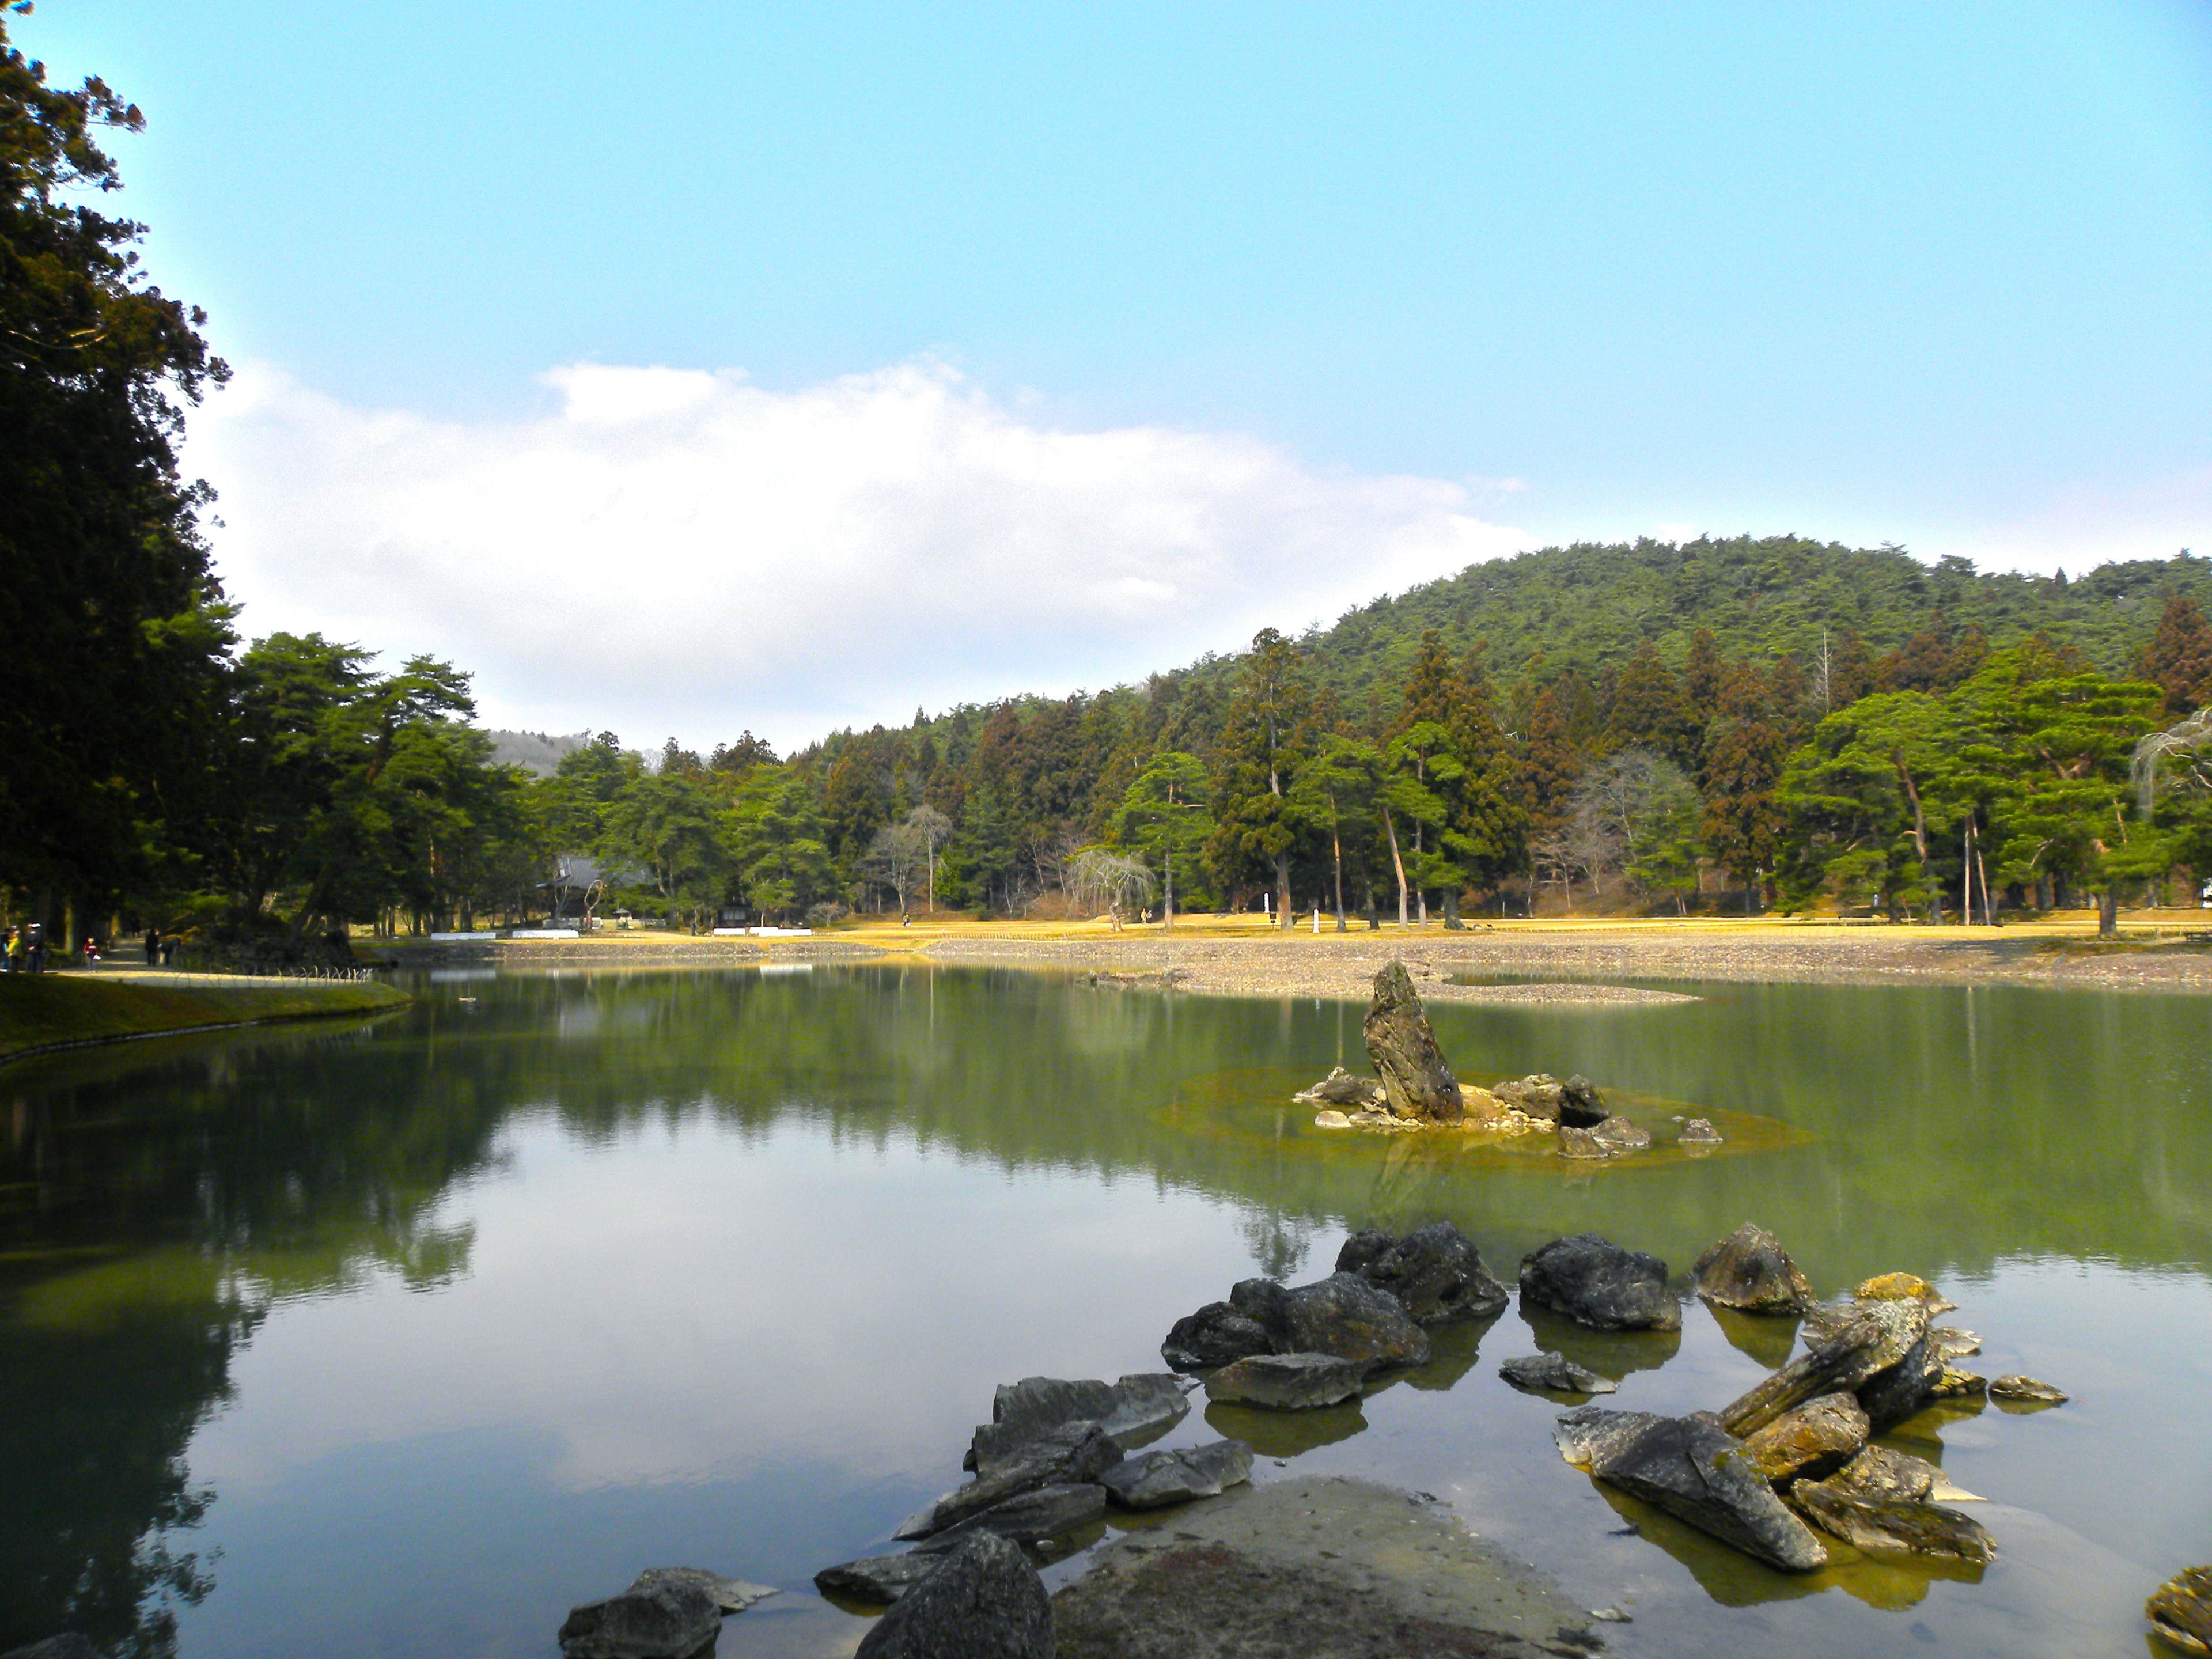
left=559, top=1568, right=775, bottom=1659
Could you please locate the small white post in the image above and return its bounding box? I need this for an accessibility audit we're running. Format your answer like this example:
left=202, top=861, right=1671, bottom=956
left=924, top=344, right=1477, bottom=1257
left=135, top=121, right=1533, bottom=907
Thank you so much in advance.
left=1311, top=906, right=1320, bottom=934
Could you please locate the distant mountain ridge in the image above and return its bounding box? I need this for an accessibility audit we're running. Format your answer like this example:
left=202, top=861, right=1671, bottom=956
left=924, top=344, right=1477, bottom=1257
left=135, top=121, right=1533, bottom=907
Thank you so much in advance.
left=486, top=729, right=591, bottom=778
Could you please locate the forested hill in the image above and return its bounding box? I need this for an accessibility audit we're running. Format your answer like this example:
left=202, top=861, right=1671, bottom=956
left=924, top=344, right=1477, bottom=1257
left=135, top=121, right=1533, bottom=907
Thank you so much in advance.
left=1186, top=536, right=2212, bottom=716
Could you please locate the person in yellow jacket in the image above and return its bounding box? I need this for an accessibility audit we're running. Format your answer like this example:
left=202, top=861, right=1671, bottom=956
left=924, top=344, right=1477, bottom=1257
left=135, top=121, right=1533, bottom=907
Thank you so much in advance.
left=3, top=926, right=20, bottom=973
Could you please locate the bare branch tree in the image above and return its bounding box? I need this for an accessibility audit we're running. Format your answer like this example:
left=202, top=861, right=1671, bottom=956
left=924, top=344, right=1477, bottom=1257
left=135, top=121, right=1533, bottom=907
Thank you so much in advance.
left=1066, top=847, right=1156, bottom=929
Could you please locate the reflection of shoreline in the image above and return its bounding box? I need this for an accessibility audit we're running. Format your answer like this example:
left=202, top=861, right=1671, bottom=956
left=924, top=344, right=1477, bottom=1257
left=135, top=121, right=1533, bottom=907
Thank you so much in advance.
left=0, top=977, right=407, bottom=1071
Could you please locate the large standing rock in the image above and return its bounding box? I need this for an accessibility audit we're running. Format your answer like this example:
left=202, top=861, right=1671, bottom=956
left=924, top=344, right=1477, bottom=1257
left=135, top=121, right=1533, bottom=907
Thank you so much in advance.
left=1589, top=1415, right=1828, bottom=1571
left=2147, top=1567, right=2212, bottom=1657
left=854, top=1532, right=1053, bottom=1659
left=1518, top=1234, right=1681, bottom=1331
left=1334, top=1223, right=1509, bottom=1324
left=1741, top=1392, right=1868, bottom=1484
left=1551, top=1406, right=1665, bottom=1467
left=1230, top=1273, right=1432, bottom=1369
left=559, top=1577, right=722, bottom=1659
left=1097, top=1440, right=1254, bottom=1510
left=1160, top=1302, right=1272, bottom=1373
left=1692, top=1224, right=1816, bottom=1314
left=1203, top=1352, right=1366, bottom=1409
left=896, top=1422, right=1122, bottom=1540
left=967, top=1374, right=1188, bottom=1471
left=1361, top=962, right=1463, bottom=1121
left=1789, top=1480, right=1995, bottom=1562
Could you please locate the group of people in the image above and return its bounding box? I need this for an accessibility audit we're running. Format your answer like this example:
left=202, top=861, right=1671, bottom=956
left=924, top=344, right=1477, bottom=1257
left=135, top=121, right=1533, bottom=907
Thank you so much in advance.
left=2, top=925, right=176, bottom=972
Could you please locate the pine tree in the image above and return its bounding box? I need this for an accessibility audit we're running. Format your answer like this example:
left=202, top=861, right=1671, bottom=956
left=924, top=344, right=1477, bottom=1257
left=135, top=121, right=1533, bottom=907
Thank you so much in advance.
left=1605, top=642, right=1698, bottom=768
left=1207, top=628, right=1313, bottom=926
left=1683, top=629, right=1725, bottom=725
left=1700, top=662, right=1790, bottom=908
left=2138, top=593, right=2212, bottom=717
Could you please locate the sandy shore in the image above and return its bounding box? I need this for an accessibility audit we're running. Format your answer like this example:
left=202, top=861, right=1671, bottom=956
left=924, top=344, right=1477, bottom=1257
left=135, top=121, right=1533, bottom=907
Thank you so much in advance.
left=924, top=923, right=2212, bottom=1001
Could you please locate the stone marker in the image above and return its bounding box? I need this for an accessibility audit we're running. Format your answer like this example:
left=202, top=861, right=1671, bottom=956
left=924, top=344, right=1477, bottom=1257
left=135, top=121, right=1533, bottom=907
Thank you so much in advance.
left=1334, top=1222, right=1509, bottom=1325
left=1518, top=1234, right=1681, bottom=1331
left=1097, top=1440, right=1255, bottom=1509
left=1204, top=1352, right=1366, bottom=1410
left=854, top=1532, right=1053, bottom=1659
left=1361, top=961, right=1463, bottom=1121
left=1590, top=1415, right=1828, bottom=1572
left=1692, top=1224, right=1816, bottom=1315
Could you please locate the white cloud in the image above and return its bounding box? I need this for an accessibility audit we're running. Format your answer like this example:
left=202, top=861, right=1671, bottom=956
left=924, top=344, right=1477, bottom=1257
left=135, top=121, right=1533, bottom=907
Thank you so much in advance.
left=185, top=361, right=1530, bottom=751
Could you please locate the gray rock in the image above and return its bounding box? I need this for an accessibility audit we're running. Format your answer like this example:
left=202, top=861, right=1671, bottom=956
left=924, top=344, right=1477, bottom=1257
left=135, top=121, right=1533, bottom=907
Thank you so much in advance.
left=1551, top=1406, right=1665, bottom=1467
left=625, top=1569, right=774, bottom=1615
left=2147, top=1567, right=2212, bottom=1658
left=895, top=1421, right=1122, bottom=1540
left=1230, top=1272, right=1432, bottom=1369
left=1988, top=1374, right=2067, bottom=1404
left=1789, top=1480, right=1995, bottom=1562
left=1296, top=1066, right=1383, bottom=1107
left=1590, top=1415, right=1828, bottom=1572
left=559, top=1576, right=722, bottom=1659
left=854, top=1532, right=1053, bottom=1659
left=1334, top=1222, right=1509, bottom=1325
left=1556, top=1125, right=1617, bottom=1159
left=1559, top=1074, right=1610, bottom=1127
left=1931, top=1326, right=1982, bottom=1361
left=1097, top=1439, right=1255, bottom=1509
left=1678, top=1117, right=1724, bottom=1144
left=917, top=1483, right=1105, bottom=1552
left=0, top=1639, right=100, bottom=1659
left=967, top=1374, right=1188, bottom=1471
left=1493, top=1074, right=1566, bottom=1121
left=1518, top=1234, right=1681, bottom=1331
left=1361, top=961, right=1464, bottom=1121
left=1204, top=1352, right=1366, bottom=1409
left=1692, top=1224, right=1816, bottom=1315
left=1160, top=1301, right=1273, bottom=1373
left=1741, top=1392, right=1868, bottom=1484
left=1588, top=1117, right=1650, bottom=1151
left=1499, top=1352, right=1615, bottom=1396
left=815, top=1551, right=944, bottom=1605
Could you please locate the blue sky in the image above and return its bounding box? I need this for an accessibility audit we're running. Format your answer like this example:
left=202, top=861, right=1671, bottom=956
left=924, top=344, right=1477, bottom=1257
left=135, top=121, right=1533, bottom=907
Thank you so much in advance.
left=22, top=2, right=2212, bottom=743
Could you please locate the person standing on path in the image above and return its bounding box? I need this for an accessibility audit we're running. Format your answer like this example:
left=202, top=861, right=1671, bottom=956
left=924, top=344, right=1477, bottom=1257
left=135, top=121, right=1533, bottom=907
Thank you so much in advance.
left=3, top=926, right=19, bottom=973
left=25, top=925, right=44, bottom=973
left=82, top=936, right=100, bottom=970
left=143, top=928, right=158, bottom=966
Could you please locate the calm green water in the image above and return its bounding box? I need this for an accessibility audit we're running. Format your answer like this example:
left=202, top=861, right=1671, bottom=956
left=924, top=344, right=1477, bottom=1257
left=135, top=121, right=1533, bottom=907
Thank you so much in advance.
left=1, top=965, right=2206, bottom=1659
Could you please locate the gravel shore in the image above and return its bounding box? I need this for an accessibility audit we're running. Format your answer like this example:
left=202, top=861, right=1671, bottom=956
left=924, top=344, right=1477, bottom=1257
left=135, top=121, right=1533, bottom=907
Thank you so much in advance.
left=926, top=925, right=2212, bottom=1001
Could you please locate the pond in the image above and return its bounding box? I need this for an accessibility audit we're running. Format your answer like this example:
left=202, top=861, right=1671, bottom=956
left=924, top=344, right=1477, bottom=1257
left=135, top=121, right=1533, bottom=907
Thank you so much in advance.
left=1, top=964, right=2207, bottom=1659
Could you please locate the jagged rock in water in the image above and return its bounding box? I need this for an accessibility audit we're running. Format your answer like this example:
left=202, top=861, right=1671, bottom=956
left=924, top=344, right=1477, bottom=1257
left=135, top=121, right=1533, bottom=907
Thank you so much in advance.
left=1552, top=1406, right=1666, bottom=1467
left=1203, top=1352, right=1366, bottom=1410
left=1499, top=1352, right=1615, bottom=1396
left=559, top=1576, right=723, bottom=1659
left=1294, top=1066, right=1384, bottom=1107
left=967, top=1375, right=1188, bottom=1472
left=2147, top=1567, right=2212, bottom=1657
left=1789, top=1480, right=1995, bottom=1562
left=1229, top=1273, right=1431, bottom=1368
left=1679, top=1117, right=1724, bottom=1144
left=1823, top=1444, right=1939, bottom=1503
left=1160, top=1301, right=1272, bottom=1373
left=1989, top=1374, right=2068, bottom=1404
left=1589, top=1415, right=1828, bottom=1571
left=815, top=1552, right=946, bottom=1606
left=1855, top=1315, right=1945, bottom=1431
left=1097, top=1440, right=1254, bottom=1509
left=1854, top=1272, right=1957, bottom=1314
left=896, top=1422, right=1122, bottom=1540
left=1931, top=1326, right=1982, bottom=1360
left=1692, top=1224, right=1817, bottom=1315
left=1518, top=1234, right=1681, bottom=1331
left=1492, top=1074, right=1566, bottom=1121
left=1556, top=1074, right=1609, bottom=1126
left=854, top=1532, right=1054, bottom=1659
left=917, top=1483, right=1105, bottom=1555
left=1557, top=1125, right=1616, bottom=1159
left=1930, top=1365, right=1987, bottom=1398
left=1742, top=1392, right=1869, bottom=1484
left=1333, top=1222, right=1509, bottom=1325
left=1719, top=1298, right=1929, bottom=1437
left=1361, top=962, right=1463, bottom=1121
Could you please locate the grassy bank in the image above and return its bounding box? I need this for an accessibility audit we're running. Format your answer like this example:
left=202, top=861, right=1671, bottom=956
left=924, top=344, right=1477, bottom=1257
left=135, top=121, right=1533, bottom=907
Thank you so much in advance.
left=0, top=974, right=408, bottom=1064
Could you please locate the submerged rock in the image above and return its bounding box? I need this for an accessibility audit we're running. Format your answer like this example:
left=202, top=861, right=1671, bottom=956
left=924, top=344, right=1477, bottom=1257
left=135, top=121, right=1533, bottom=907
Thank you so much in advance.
left=967, top=1374, right=1187, bottom=1472
left=1230, top=1272, right=1432, bottom=1368
left=1518, top=1234, right=1681, bottom=1331
left=1204, top=1352, right=1366, bottom=1410
left=1789, top=1480, right=1995, bottom=1562
left=1499, top=1352, right=1615, bottom=1396
left=559, top=1576, right=723, bottom=1659
left=1678, top=1117, right=1724, bottom=1145
left=1988, top=1374, right=2067, bottom=1405
left=1362, top=962, right=1463, bottom=1121
left=1551, top=1406, right=1665, bottom=1468
left=1589, top=1414, right=1828, bottom=1572
left=1334, top=1222, right=1509, bottom=1325
left=1742, top=1392, right=1869, bottom=1484
left=1160, top=1302, right=1272, bottom=1373
left=896, top=1422, right=1122, bottom=1540
left=1692, top=1224, right=1816, bottom=1315
left=2147, top=1566, right=2212, bottom=1657
left=854, top=1532, right=1053, bottom=1659
left=1097, top=1440, right=1254, bottom=1510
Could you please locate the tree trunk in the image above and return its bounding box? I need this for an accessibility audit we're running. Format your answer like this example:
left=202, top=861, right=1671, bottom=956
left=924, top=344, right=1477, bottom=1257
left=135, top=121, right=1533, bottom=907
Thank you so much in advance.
left=1275, top=851, right=1293, bottom=929
left=1892, top=752, right=1939, bottom=922
left=2098, top=888, right=2119, bottom=937
left=1382, top=807, right=1410, bottom=926
left=1165, top=850, right=1175, bottom=929
left=1330, top=817, right=1346, bottom=931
